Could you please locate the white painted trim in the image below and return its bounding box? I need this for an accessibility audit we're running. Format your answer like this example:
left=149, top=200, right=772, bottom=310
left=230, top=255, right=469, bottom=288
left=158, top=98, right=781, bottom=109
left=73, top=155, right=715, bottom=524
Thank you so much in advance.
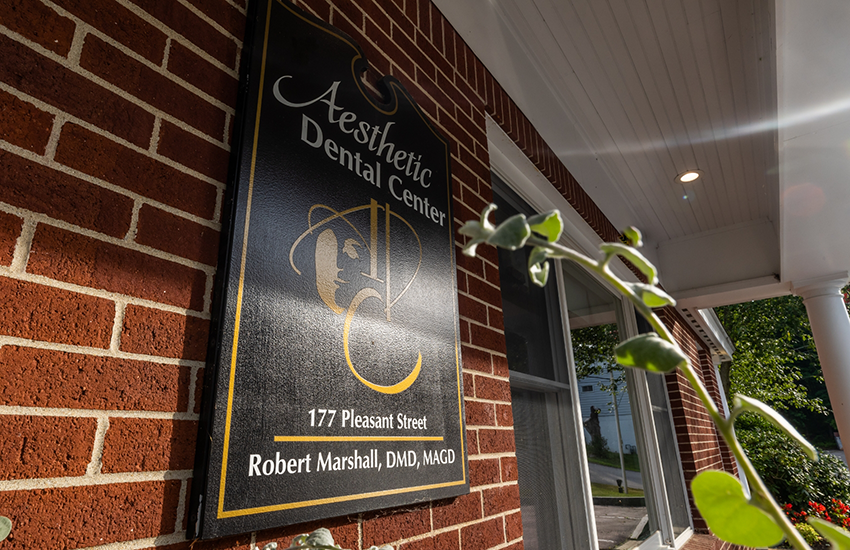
left=486, top=116, right=640, bottom=285
left=673, top=276, right=791, bottom=309
left=673, top=527, right=694, bottom=549
left=694, top=308, right=735, bottom=358
left=555, top=264, right=599, bottom=550
left=791, top=272, right=850, bottom=299
left=488, top=113, right=701, bottom=550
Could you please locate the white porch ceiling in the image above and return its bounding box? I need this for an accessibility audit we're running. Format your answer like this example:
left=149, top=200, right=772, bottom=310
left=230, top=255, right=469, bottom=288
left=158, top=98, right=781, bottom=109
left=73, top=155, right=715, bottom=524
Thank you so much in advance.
left=435, top=0, right=850, bottom=308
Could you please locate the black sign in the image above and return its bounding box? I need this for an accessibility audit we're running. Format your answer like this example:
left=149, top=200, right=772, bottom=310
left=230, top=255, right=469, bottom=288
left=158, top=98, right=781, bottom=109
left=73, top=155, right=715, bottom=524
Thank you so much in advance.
left=190, top=0, right=468, bottom=539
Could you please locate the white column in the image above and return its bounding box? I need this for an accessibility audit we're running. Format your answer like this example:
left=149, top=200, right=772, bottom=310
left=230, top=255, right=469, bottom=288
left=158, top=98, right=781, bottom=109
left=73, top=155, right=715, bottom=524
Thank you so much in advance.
left=793, top=274, right=850, bottom=449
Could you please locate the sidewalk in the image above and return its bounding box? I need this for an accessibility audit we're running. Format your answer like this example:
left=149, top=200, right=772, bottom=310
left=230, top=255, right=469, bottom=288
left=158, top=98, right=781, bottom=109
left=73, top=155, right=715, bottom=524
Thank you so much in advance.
left=588, top=462, right=644, bottom=491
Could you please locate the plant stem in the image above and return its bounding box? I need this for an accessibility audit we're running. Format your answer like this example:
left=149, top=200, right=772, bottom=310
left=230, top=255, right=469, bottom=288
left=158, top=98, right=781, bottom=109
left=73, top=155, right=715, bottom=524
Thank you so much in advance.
left=524, top=235, right=812, bottom=549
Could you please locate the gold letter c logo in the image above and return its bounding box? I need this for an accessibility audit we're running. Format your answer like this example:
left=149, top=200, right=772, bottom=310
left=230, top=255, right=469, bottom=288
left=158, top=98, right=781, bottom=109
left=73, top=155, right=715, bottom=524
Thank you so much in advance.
left=343, top=287, right=421, bottom=394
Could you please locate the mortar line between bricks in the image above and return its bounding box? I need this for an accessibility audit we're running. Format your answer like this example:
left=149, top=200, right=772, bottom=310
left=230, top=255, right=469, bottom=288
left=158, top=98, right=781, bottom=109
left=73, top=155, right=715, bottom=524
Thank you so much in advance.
left=213, top=186, right=225, bottom=225
left=0, top=120, right=227, bottom=203
left=105, top=0, right=242, bottom=73
left=149, top=116, right=163, bottom=154
left=0, top=79, right=233, bottom=182
left=202, top=270, right=215, bottom=315
left=161, top=37, right=172, bottom=70
left=378, top=507, right=522, bottom=549
left=0, top=468, right=193, bottom=492
left=467, top=480, right=518, bottom=492
left=0, top=254, right=215, bottom=315
left=464, top=317, right=505, bottom=335
left=0, top=23, right=236, bottom=129
left=186, top=365, right=202, bottom=414
left=464, top=426, right=514, bottom=433
left=110, top=300, right=128, bottom=352
left=454, top=179, right=488, bottom=204
left=457, top=342, right=506, bottom=358
left=0, top=335, right=207, bottom=367
left=456, top=269, right=501, bottom=293
left=458, top=292, right=502, bottom=311
left=86, top=417, right=109, bottom=476
left=467, top=452, right=517, bottom=460
left=9, top=216, right=36, bottom=274
left=125, top=201, right=143, bottom=241
left=466, top=423, right=511, bottom=430
left=0, top=129, right=228, bottom=210
left=173, top=0, right=243, bottom=50
left=43, top=112, right=67, bottom=161
left=225, top=0, right=248, bottom=15
left=0, top=405, right=199, bottom=421
left=223, top=111, right=232, bottom=145
left=70, top=531, right=189, bottom=550
left=174, top=478, right=188, bottom=535
left=234, top=42, right=243, bottom=75
left=0, top=207, right=217, bottom=273
left=464, top=396, right=513, bottom=405
left=66, top=15, right=87, bottom=66
left=462, top=370, right=510, bottom=383
left=29, top=3, right=238, bottom=108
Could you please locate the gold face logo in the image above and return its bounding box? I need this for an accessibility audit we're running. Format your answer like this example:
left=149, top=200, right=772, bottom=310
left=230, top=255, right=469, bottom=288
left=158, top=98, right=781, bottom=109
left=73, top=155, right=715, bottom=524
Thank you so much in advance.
left=289, top=199, right=422, bottom=393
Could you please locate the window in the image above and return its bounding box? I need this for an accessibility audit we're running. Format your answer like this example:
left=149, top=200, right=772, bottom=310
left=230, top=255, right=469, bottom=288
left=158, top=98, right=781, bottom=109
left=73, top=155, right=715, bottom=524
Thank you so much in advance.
left=492, top=169, right=693, bottom=550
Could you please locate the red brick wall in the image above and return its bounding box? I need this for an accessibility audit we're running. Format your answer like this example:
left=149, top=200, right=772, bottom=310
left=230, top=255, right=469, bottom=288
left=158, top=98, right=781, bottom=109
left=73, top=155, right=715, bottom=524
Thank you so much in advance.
left=0, top=0, right=735, bottom=549
left=659, top=308, right=735, bottom=537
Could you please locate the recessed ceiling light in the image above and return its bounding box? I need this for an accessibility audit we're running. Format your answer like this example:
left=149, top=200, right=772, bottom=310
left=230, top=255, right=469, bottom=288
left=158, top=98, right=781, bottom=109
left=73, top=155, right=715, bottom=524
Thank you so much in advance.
left=677, top=170, right=702, bottom=183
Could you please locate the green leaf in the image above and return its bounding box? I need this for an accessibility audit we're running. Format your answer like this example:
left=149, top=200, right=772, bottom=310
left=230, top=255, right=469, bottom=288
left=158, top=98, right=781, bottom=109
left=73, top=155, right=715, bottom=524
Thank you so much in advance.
left=304, top=528, right=336, bottom=548
left=691, top=470, right=784, bottom=547
left=529, top=261, right=550, bottom=287
left=527, top=246, right=551, bottom=287
left=631, top=283, right=676, bottom=308
left=528, top=246, right=550, bottom=267
left=809, top=517, right=850, bottom=549
left=0, top=516, right=10, bottom=542
left=528, top=210, right=563, bottom=242
left=734, top=395, right=818, bottom=461
left=487, top=214, right=531, bottom=250
left=599, top=243, right=658, bottom=285
left=623, top=226, right=643, bottom=247
left=615, top=333, right=687, bottom=373
left=459, top=204, right=499, bottom=257
left=458, top=221, right=486, bottom=257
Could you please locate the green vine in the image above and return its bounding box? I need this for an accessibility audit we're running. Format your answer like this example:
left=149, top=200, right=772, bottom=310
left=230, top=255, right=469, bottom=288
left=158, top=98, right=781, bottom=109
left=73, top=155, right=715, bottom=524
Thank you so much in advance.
left=460, top=204, right=850, bottom=549
left=0, top=516, right=10, bottom=541
left=259, top=528, right=392, bottom=550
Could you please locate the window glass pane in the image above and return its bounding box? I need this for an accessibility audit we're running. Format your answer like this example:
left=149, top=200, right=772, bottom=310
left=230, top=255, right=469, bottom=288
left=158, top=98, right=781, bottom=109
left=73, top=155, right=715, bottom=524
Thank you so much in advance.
left=563, top=262, right=656, bottom=549
left=493, top=177, right=564, bottom=382
left=512, top=388, right=565, bottom=549
left=638, top=316, right=692, bottom=537
left=495, top=175, right=590, bottom=550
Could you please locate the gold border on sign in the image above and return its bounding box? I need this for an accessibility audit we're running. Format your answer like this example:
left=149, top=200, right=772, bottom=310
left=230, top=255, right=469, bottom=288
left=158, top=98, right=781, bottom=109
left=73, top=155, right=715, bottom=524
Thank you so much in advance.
left=274, top=436, right=444, bottom=442
left=216, top=0, right=467, bottom=520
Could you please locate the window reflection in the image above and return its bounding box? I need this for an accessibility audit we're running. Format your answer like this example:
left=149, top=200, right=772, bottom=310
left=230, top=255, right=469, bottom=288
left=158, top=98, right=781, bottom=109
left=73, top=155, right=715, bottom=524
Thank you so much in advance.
left=563, top=263, right=655, bottom=548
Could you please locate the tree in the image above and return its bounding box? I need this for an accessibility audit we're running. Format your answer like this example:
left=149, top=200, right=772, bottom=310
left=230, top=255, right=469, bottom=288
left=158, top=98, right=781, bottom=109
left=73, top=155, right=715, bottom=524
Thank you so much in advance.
left=715, top=294, right=833, bottom=446
left=715, top=296, right=825, bottom=411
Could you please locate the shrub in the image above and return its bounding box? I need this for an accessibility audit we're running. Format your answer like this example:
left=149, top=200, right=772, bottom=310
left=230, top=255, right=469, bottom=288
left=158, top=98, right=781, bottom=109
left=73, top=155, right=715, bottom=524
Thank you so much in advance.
left=737, top=417, right=850, bottom=508
left=794, top=523, right=824, bottom=548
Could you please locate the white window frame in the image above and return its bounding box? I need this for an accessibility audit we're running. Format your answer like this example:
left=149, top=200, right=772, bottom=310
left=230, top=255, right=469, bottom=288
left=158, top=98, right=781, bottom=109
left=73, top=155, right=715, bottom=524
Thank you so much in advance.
left=487, top=115, right=694, bottom=550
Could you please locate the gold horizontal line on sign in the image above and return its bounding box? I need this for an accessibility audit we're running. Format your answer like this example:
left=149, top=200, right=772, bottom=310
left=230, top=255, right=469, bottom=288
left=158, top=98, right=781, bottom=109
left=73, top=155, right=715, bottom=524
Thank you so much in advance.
left=273, top=436, right=444, bottom=442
